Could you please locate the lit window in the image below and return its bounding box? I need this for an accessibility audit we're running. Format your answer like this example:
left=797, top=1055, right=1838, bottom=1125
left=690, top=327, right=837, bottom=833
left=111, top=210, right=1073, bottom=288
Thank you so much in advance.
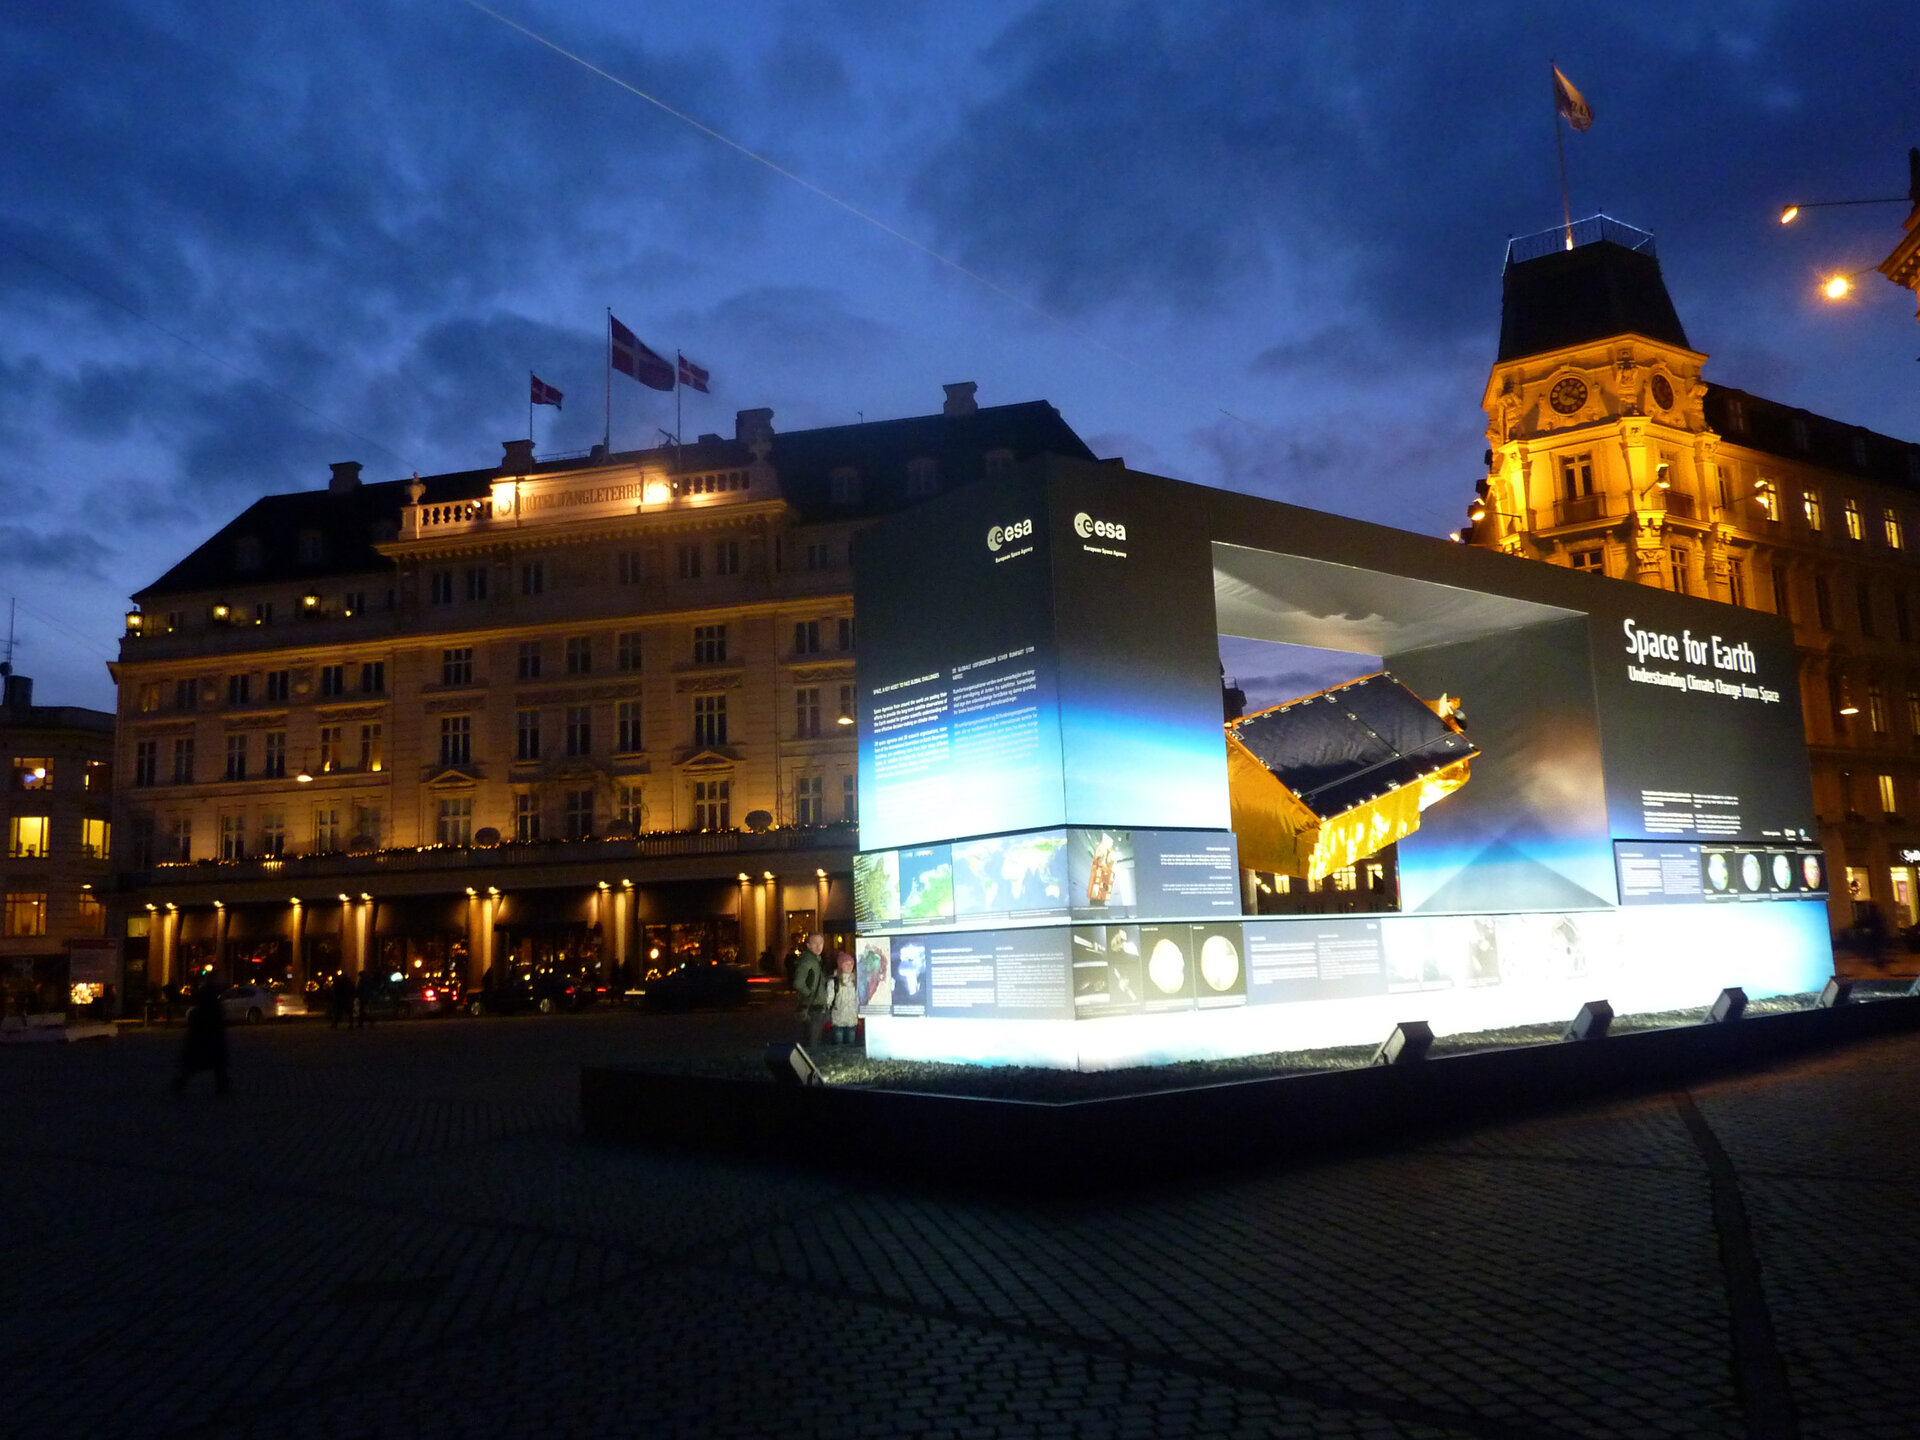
left=1869, top=687, right=1889, bottom=735
left=85, top=760, right=107, bottom=793
left=12, top=757, right=50, bottom=791
left=1880, top=774, right=1899, bottom=815
left=9, top=816, right=50, bottom=858
left=1844, top=499, right=1863, bottom=541
left=81, top=818, right=108, bottom=858
left=319, top=725, right=343, bottom=773
left=1803, top=489, right=1823, bottom=531
left=1887, top=509, right=1905, bottom=550
left=358, top=723, right=383, bottom=773
left=75, top=893, right=105, bottom=937
left=2, top=892, right=48, bottom=937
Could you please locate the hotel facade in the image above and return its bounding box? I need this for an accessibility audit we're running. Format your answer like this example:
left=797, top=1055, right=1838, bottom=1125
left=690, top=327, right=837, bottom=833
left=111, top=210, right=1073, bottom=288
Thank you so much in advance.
left=110, top=386, right=1093, bottom=1006
left=1463, top=219, right=1920, bottom=938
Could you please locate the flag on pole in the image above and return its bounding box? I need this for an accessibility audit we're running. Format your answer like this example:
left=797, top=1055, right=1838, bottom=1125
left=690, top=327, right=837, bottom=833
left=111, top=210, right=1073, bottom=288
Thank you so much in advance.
left=1552, top=65, right=1593, bottom=131
left=609, top=316, right=675, bottom=391
left=530, top=373, right=564, bottom=409
left=677, top=353, right=711, bottom=393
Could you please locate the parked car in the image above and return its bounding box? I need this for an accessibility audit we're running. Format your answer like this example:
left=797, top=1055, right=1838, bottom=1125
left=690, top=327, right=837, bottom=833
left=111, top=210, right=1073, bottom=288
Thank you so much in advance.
left=219, top=982, right=305, bottom=1023
left=359, top=974, right=455, bottom=1019
left=640, top=961, right=750, bottom=1011
left=464, top=970, right=582, bottom=1017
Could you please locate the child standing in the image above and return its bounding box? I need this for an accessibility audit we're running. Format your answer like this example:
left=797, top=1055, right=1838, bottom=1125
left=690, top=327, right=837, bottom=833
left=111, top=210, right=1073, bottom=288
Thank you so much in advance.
left=826, top=950, right=861, bottom=1045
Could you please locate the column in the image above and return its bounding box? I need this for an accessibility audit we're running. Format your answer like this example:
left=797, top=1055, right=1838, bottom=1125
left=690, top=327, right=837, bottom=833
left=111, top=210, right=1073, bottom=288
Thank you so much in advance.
left=289, top=901, right=305, bottom=988
left=213, top=905, right=230, bottom=983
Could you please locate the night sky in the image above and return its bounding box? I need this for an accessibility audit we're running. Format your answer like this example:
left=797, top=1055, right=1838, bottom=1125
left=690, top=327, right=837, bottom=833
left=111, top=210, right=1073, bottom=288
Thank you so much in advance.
left=4, top=1, right=1916, bottom=713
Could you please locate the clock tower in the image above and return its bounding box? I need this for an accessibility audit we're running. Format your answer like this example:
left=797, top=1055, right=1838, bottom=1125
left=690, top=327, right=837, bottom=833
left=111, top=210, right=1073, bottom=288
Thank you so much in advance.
left=1469, top=219, right=1729, bottom=599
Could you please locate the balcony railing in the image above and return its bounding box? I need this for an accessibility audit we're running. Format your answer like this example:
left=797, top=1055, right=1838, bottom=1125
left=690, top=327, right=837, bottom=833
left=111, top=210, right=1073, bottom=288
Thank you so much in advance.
left=1661, top=490, right=1697, bottom=520
left=1554, top=495, right=1607, bottom=526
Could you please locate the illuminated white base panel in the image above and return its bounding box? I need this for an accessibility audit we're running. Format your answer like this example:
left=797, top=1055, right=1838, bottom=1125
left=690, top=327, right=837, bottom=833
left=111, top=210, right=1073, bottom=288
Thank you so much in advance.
left=863, top=901, right=1833, bottom=1072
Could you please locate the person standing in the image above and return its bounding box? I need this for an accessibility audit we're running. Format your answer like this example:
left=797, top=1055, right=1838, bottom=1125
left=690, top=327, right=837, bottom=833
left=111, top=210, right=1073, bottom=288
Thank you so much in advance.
left=792, top=932, right=828, bottom=1049
left=328, top=971, right=353, bottom=1029
left=825, top=950, right=861, bottom=1046
left=170, top=982, right=230, bottom=1096
left=354, top=967, right=377, bottom=1028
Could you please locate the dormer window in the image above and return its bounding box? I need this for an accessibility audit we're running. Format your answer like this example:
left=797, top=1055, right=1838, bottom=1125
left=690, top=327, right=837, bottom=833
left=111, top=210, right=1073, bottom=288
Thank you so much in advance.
left=829, top=467, right=860, bottom=506
left=906, top=457, right=938, bottom=498
left=1726, top=396, right=1746, bottom=434
left=1792, top=417, right=1810, bottom=452
left=297, top=529, right=325, bottom=564
left=1852, top=433, right=1869, bottom=468
left=235, top=536, right=263, bottom=571
left=984, top=448, right=1015, bottom=476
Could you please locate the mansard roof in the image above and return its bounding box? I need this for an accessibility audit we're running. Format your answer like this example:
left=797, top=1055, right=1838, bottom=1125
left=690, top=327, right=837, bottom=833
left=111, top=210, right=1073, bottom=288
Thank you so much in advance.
left=1704, top=384, right=1920, bottom=489
left=133, top=399, right=1095, bottom=600
left=1498, top=238, right=1692, bottom=362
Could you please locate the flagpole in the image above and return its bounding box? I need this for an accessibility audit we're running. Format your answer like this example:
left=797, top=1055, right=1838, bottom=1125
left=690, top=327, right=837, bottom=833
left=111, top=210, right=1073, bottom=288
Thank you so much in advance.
left=528, top=371, right=534, bottom=443
left=604, top=309, right=613, bottom=455
left=675, top=353, right=684, bottom=470
left=1552, top=59, right=1573, bottom=250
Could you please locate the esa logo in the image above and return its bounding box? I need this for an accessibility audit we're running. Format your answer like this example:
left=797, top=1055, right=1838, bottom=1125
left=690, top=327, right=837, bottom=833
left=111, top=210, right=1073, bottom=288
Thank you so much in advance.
left=986, top=517, right=1034, bottom=552
left=1072, top=511, right=1127, bottom=542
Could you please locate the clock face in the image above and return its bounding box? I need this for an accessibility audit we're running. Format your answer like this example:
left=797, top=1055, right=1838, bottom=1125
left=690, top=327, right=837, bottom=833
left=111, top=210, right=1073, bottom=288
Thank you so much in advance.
left=1549, top=376, right=1588, bottom=415
left=1650, top=374, right=1674, bottom=410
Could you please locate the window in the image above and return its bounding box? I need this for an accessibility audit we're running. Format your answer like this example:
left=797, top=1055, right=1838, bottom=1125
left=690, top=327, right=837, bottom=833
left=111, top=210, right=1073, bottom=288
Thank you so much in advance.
left=985, top=448, right=1015, bottom=476
left=313, top=807, right=342, bottom=851
left=317, top=725, right=342, bottom=774
left=795, top=774, right=824, bottom=825
left=136, top=682, right=163, bottom=713
left=359, top=661, right=385, bottom=695
left=565, top=635, right=592, bottom=675
left=9, top=816, right=49, bottom=858
left=1569, top=549, right=1604, bottom=576
left=616, top=783, right=644, bottom=830
left=435, top=798, right=471, bottom=846
left=236, top=536, right=263, bottom=570
left=1716, top=466, right=1734, bottom=511
left=565, top=705, right=592, bottom=757
left=165, top=610, right=183, bottom=633
left=169, top=816, right=192, bottom=862
left=1755, top=482, right=1778, bottom=521
left=616, top=631, right=642, bottom=672
left=260, top=813, right=284, bottom=857
left=838, top=683, right=857, bottom=729
left=344, top=591, right=366, bottom=616
left=676, top=543, right=702, bottom=581
left=792, top=620, right=820, bottom=655
left=175, top=678, right=198, bottom=711
left=616, top=699, right=643, bottom=753
left=515, top=792, right=541, bottom=843
left=358, top=723, right=383, bottom=773
left=352, top=805, right=382, bottom=848
left=1559, top=453, right=1594, bottom=499
left=320, top=664, right=345, bottom=698
left=692, top=779, right=730, bottom=830
left=13, top=757, right=49, bottom=790
left=297, top=529, right=324, bottom=564
left=75, top=893, right=105, bottom=937
left=829, top=467, right=860, bottom=505
left=1898, top=591, right=1913, bottom=644
left=80, top=818, right=108, bottom=859
left=795, top=687, right=821, bottom=739
left=227, top=673, right=251, bottom=706
left=1888, top=510, right=1906, bottom=550
left=1815, top=576, right=1835, bottom=631
left=837, top=617, right=856, bottom=652
left=441, top=647, right=473, bottom=686
left=439, top=715, right=472, bottom=766
left=225, top=734, right=248, bottom=781
left=1772, top=565, right=1793, bottom=622
left=1830, top=675, right=1850, bottom=731
left=129, top=816, right=155, bottom=868
left=907, top=457, right=938, bottom=498
left=135, top=740, right=158, bottom=788
left=1727, top=560, right=1746, bottom=608
left=617, top=549, right=643, bottom=585
left=1870, top=687, right=1889, bottom=736
left=265, top=669, right=290, bottom=703
left=519, top=560, right=545, bottom=596
left=1803, top=489, right=1824, bottom=531
left=693, top=695, right=727, bottom=746
left=517, top=641, right=542, bottom=680
left=430, top=570, right=455, bottom=605
left=516, top=708, right=541, bottom=761
left=85, top=760, right=107, bottom=793
left=564, top=789, right=594, bottom=840
left=843, top=773, right=857, bottom=822
left=1792, top=417, right=1810, bottom=452
left=713, top=539, right=740, bottom=576
left=1910, top=691, right=1920, bottom=738
left=3, top=892, right=47, bottom=938
left=262, top=731, right=286, bottom=779
left=464, top=565, right=489, bottom=601
left=220, top=814, right=246, bottom=861
left=1881, top=774, right=1899, bottom=815
left=1844, top=499, right=1863, bottom=541
left=254, top=601, right=273, bottom=626
left=171, top=737, right=195, bottom=785
left=692, top=625, right=727, bottom=664
left=1858, top=582, right=1877, bottom=637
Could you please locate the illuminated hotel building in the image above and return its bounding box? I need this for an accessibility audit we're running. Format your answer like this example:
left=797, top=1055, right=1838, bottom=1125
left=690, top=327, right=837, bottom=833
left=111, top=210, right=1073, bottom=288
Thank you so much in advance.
left=1462, top=219, right=1920, bottom=936
left=110, top=386, right=1093, bottom=1002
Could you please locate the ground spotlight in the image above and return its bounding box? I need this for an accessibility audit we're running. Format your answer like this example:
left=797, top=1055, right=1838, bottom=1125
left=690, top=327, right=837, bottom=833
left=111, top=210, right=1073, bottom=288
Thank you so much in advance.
left=1818, top=977, right=1854, bottom=1008
left=765, top=1041, right=823, bottom=1087
left=1709, top=988, right=1748, bottom=1024
left=1563, top=1000, right=1613, bottom=1042
left=1371, top=1021, right=1433, bottom=1066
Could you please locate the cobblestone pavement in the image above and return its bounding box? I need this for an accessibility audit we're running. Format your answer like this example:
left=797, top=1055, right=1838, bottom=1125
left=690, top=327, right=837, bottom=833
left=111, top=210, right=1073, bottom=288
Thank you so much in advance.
left=4, top=1009, right=1917, bottom=1439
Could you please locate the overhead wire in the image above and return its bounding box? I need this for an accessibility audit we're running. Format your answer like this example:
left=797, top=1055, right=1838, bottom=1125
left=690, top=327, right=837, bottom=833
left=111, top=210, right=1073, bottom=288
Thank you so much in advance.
left=454, top=0, right=1256, bottom=428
